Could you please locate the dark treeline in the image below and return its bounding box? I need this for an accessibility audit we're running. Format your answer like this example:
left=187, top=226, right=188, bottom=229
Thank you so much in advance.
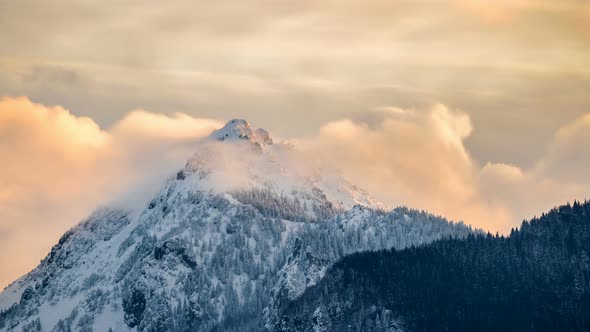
left=278, top=201, right=590, bottom=332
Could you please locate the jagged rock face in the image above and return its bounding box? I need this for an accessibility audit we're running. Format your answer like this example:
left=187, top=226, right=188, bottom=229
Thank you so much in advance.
left=0, top=120, right=474, bottom=331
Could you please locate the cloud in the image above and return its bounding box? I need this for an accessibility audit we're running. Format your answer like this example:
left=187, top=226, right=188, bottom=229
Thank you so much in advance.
left=299, top=104, right=590, bottom=233
left=1, top=96, right=589, bottom=290
left=536, top=113, right=590, bottom=183
left=298, top=105, right=506, bottom=230
left=111, top=110, right=222, bottom=140
left=477, top=162, right=583, bottom=227
left=0, top=97, right=222, bottom=288
left=1, top=0, right=589, bottom=168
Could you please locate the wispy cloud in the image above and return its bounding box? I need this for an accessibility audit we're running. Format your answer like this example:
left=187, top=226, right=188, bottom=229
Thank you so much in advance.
left=0, top=97, right=222, bottom=288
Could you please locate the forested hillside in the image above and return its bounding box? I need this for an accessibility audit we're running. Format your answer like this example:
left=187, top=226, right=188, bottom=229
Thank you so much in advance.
left=278, top=201, right=590, bottom=332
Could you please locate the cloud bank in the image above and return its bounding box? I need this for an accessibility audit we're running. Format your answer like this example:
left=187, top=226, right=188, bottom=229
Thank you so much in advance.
left=0, top=96, right=589, bottom=289
left=1, top=0, right=589, bottom=170
left=0, top=97, right=221, bottom=288
left=300, top=105, right=590, bottom=233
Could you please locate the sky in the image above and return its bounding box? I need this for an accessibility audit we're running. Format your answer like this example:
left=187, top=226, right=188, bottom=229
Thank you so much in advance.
left=0, top=0, right=589, bottom=288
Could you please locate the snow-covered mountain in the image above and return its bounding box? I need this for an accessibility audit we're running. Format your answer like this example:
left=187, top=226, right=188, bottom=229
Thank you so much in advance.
left=0, top=120, right=473, bottom=332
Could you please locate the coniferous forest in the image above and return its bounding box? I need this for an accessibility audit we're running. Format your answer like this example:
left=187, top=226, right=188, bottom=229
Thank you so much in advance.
left=278, top=201, right=590, bottom=332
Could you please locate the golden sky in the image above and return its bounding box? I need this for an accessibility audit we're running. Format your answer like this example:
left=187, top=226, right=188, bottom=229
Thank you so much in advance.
left=0, top=0, right=589, bottom=288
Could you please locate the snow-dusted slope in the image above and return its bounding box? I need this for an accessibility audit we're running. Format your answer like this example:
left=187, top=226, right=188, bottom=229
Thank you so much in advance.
left=208, top=119, right=273, bottom=146
left=0, top=120, right=473, bottom=332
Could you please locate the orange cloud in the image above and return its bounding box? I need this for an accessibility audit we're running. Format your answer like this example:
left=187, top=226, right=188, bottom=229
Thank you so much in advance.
left=300, top=104, right=590, bottom=233
left=1, top=96, right=589, bottom=290
left=0, top=97, right=222, bottom=288
left=299, top=105, right=504, bottom=230
left=111, top=110, right=221, bottom=140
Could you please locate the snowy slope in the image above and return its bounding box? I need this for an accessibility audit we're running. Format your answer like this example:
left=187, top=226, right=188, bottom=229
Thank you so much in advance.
left=0, top=120, right=473, bottom=332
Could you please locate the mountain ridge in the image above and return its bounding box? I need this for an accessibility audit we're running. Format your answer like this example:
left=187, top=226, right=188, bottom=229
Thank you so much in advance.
left=277, top=200, right=590, bottom=331
left=0, top=120, right=473, bottom=331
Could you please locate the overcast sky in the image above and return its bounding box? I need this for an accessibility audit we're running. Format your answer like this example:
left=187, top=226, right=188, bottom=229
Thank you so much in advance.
left=1, top=0, right=589, bottom=288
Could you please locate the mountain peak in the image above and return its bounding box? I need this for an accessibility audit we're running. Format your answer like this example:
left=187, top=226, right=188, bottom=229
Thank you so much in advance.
left=208, top=119, right=273, bottom=145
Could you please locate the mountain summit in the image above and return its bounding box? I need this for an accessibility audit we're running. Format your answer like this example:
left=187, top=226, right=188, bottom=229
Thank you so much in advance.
left=208, top=119, right=273, bottom=146
left=0, top=120, right=472, bottom=332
